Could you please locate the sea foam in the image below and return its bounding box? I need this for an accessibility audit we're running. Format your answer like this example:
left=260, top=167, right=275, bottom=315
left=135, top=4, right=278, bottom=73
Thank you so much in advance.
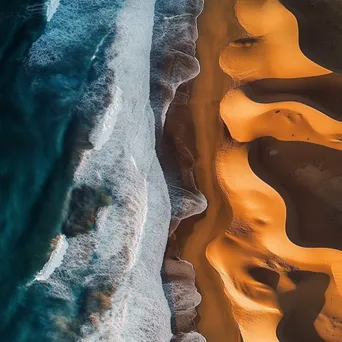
left=35, top=234, right=69, bottom=281
left=46, top=0, right=60, bottom=22
left=74, top=3, right=173, bottom=336
left=29, top=0, right=173, bottom=340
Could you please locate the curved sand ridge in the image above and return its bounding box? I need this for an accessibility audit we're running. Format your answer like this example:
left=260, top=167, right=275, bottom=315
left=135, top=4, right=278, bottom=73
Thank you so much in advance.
left=205, top=0, right=342, bottom=341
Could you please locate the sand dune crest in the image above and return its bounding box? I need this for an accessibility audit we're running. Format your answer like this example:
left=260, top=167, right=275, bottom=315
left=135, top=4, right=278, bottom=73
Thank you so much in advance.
left=177, top=0, right=342, bottom=341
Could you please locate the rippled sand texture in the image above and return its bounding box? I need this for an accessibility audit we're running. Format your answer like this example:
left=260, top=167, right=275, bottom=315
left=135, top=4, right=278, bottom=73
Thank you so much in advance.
left=177, top=0, right=342, bottom=341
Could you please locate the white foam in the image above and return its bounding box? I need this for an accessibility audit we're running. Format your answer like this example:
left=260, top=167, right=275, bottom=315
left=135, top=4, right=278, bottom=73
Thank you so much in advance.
left=90, top=86, right=123, bottom=151
left=46, top=0, right=60, bottom=22
left=75, top=2, right=173, bottom=339
left=91, top=36, right=107, bottom=61
left=29, top=0, right=173, bottom=340
left=35, top=234, right=69, bottom=282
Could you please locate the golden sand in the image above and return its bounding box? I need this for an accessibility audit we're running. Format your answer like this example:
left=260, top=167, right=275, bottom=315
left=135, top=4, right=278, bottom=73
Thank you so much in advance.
left=176, top=0, right=342, bottom=341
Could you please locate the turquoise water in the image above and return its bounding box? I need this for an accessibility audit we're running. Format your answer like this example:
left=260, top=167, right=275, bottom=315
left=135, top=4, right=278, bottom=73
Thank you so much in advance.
left=0, top=0, right=123, bottom=340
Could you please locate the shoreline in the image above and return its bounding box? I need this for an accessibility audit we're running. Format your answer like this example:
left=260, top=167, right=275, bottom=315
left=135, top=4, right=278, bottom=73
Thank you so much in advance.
left=175, top=0, right=242, bottom=340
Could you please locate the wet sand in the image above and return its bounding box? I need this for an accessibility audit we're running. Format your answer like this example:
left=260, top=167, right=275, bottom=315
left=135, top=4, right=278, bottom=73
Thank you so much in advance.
left=176, top=0, right=242, bottom=340
left=175, top=0, right=342, bottom=341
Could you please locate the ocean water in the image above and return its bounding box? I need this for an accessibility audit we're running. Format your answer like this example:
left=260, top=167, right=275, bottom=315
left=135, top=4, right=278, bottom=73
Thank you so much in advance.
left=0, top=0, right=203, bottom=341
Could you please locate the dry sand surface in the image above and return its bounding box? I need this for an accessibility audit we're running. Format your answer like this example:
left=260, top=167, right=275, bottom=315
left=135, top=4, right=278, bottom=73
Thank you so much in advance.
left=174, top=0, right=342, bottom=341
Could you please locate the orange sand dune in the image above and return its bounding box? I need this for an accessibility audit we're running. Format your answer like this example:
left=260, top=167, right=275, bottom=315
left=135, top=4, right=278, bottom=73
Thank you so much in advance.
left=220, top=0, right=331, bottom=81
left=221, top=88, right=342, bottom=149
left=176, top=0, right=342, bottom=341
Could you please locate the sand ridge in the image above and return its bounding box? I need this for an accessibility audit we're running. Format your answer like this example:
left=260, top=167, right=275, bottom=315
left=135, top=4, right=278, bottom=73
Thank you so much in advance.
left=176, top=0, right=342, bottom=341
left=209, top=0, right=342, bottom=341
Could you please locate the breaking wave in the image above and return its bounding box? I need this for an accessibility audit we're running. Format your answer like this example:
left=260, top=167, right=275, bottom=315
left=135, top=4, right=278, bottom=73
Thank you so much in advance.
left=29, top=0, right=173, bottom=340
left=35, top=235, right=69, bottom=282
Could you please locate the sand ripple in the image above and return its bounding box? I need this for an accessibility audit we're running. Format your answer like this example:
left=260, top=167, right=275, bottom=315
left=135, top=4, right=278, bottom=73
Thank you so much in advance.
left=178, top=0, right=342, bottom=341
